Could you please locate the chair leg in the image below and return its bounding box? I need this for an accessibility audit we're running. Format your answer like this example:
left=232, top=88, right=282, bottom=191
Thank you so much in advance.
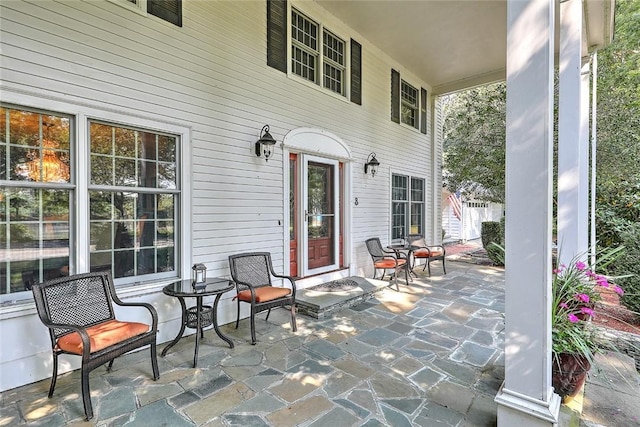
left=107, top=359, right=115, bottom=372
left=48, top=353, right=58, bottom=398
left=150, top=342, right=160, bottom=380
left=290, top=304, right=297, bottom=332
left=427, top=261, right=432, bottom=277
left=235, top=299, right=241, bottom=329
left=442, top=258, right=447, bottom=274
left=265, top=308, right=272, bottom=321
left=250, top=307, right=257, bottom=345
left=422, top=260, right=427, bottom=272
left=81, top=365, right=93, bottom=421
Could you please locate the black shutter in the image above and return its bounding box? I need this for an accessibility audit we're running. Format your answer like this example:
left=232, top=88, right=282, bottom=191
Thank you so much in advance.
left=147, top=0, right=182, bottom=27
left=420, top=88, right=427, bottom=134
left=350, top=39, right=362, bottom=105
left=267, top=0, right=288, bottom=73
left=391, top=69, right=400, bottom=123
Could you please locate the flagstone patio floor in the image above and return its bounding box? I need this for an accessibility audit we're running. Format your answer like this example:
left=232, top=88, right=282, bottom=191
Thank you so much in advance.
left=1, top=261, right=507, bottom=426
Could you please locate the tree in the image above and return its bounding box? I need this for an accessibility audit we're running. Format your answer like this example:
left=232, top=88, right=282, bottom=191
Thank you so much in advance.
left=442, top=82, right=506, bottom=203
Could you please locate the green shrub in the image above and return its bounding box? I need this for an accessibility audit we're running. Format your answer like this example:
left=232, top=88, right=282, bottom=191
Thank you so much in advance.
left=608, top=224, right=640, bottom=313
left=481, top=221, right=502, bottom=249
left=487, top=242, right=505, bottom=266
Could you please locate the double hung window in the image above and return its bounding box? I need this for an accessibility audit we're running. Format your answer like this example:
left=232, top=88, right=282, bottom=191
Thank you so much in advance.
left=391, top=174, right=425, bottom=241
left=401, top=81, right=419, bottom=128
left=291, top=9, right=346, bottom=96
left=0, top=105, right=181, bottom=301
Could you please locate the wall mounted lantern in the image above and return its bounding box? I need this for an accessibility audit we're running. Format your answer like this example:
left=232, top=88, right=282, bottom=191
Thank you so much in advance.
left=364, top=152, right=380, bottom=178
left=255, top=125, right=277, bottom=162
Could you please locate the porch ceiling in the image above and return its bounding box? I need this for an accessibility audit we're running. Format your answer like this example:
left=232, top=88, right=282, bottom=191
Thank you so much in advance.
left=316, top=0, right=615, bottom=95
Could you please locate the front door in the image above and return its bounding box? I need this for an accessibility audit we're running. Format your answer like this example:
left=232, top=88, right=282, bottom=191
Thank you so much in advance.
left=303, top=155, right=339, bottom=275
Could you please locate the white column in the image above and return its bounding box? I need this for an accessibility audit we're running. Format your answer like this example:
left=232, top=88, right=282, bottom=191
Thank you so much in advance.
left=590, top=53, right=598, bottom=266
left=495, top=0, right=560, bottom=425
left=558, top=0, right=588, bottom=263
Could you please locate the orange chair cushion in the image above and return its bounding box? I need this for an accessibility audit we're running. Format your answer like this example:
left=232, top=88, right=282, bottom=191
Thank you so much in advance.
left=374, top=259, right=407, bottom=269
left=57, top=319, right=150, bottom=355
left=414, top=249, right=443, bottom=258
left=237, top=286, right=292, bottom=303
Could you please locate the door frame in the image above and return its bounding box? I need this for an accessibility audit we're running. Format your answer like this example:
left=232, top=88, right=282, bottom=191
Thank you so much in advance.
left=282, top=128, right=353, bottom=279
left=302, top=154, right=340, bottom=276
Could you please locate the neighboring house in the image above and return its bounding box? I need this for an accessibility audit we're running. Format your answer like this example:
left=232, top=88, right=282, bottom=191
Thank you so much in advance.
left=0, top=1, right=615, bottom=426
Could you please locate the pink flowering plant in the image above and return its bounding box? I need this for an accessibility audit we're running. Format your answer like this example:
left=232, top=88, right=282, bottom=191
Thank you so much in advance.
left=551, top=247, right=625, bottom=363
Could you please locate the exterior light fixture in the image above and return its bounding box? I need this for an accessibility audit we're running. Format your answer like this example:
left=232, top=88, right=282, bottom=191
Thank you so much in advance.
left=192, top=263, right=207, bottom=288
left=255, top=125, right=277, bottom=162
left=364, top=152, right=380, bottom=177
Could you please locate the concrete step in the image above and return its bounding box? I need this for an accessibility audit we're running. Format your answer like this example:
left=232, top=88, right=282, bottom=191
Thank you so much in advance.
left=296, top=276, right=391, bottom=318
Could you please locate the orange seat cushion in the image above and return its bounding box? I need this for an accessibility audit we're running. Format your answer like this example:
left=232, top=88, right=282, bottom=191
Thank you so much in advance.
left=374, top=259, right=407, bottom=269
left=57, top=319, right=150, bottom=355
left=237, top=286, right=291, bottom=303
left=414, top=249, right=443, bottom=258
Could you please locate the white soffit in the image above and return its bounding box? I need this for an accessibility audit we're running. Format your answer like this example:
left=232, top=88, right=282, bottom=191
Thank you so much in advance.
left=316, top=0, right=615, bottom=95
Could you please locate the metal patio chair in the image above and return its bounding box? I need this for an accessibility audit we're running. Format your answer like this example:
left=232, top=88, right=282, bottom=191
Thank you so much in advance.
left=407, top=233, right=447, bottom=276
left=365, top=237, right=409, bottom=290
left=31, top=271, right=159, bottom=421
left=228, top=252, right=297, bottom=345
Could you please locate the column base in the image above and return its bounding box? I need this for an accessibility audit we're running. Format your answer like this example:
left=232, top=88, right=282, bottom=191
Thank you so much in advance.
left=495, top=382, right=561, bottom=426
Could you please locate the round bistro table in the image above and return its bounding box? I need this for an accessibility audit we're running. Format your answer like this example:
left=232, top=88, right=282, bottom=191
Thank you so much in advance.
left=161, top=277, right=234, bottom=368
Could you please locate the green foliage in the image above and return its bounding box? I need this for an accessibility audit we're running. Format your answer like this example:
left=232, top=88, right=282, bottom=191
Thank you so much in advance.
left=487, top=242, right=505, bottom=266
left=607, top=224, right=640, bottom=312
left=481, top=221, right=502, bottom=249
left=442, top=82, right=506, bottom=203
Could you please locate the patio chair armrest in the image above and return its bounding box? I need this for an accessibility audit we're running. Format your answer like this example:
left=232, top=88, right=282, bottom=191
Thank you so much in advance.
left=112, top=301, right=159, bottom=330
left=272, top=274, right=297, bottom=296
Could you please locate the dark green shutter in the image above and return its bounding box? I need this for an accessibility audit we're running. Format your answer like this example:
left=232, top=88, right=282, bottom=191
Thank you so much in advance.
left=420, top=88, right=427, bottom=134
left=267, top=0, right=288, bottom=73
left=147, top=0, right=182, bottom=27
left=391, top=69, right=400, bottom=123
left=350, top=39, right=362, bottom=105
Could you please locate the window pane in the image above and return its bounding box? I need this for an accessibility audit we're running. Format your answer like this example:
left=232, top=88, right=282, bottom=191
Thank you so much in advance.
left=0, top=187, right=71, bottom=295
left=411, top=178, right=424, bottom=202
left=89, top=191, right=176, bottom=279
left=411, top=203, right=423, bottom=235
left=392, top=202, right=406, bottom=240
left=392, top=174, right=408, bottom=201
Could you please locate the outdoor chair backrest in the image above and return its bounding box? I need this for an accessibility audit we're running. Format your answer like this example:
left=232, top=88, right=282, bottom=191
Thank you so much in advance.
left=365, top=238, right=387, bottom=260
left=228, top=252, right=274, bottom=292
left=32, top=272, right=116, bottom=342
left=407, top=234, right=427, bottom=248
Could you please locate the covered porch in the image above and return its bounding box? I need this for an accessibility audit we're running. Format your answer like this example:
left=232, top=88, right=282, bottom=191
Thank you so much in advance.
left=2, top=261, right=506, bottom=426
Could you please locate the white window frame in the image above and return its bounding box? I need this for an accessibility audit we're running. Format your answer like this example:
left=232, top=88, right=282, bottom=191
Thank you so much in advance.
left=289, top=7, right=350, bottom=100
left=0, top=91, right=192, bottom=304
left=401, top=80, right=419, bottom=128
left=390, top=173, right=426, bottom=243
left=109, top=0, right=148, bottom=16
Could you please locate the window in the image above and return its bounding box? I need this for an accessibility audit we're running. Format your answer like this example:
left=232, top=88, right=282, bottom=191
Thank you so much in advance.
left=391, top=69, right=428, bottom=133
left=391, top=174, right=425, bottom=241
left=267, top=2, right=361, bottom=103
left=291, top=9, right=346, bottom=96
left=88, top=121, right=178, bottom=280
left=0, top=105, right=181, bottom=300
left=401, top=81, right=418, bottom=128
left=113, top=0, right=182, bottom=27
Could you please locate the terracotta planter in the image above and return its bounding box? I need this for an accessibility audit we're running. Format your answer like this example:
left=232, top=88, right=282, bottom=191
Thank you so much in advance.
left=552, top=352, right=591, bottom=401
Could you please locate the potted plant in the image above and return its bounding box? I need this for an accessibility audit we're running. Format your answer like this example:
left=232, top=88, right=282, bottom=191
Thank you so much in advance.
left=551, top=247, right=626, bottom=402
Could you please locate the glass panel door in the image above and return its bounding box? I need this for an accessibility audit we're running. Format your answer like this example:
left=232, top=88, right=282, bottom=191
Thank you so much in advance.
left=303, top=155, right=339, bottom=275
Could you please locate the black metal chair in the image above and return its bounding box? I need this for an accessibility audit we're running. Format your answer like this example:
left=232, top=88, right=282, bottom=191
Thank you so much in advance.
left=407, top=234, right=447, bottom=276
left=365, top=237, right=409, bottom=290
left=31, top=272, right=159, bottom=421
left=228, top=252, right=297, bottom=345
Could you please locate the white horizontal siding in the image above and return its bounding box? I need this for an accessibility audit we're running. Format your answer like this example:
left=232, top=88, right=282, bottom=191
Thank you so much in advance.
left=0, top=0, right=439, bottom=391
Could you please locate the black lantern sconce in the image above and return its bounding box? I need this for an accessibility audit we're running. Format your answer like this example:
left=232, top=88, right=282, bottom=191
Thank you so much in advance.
left=255, top=125, right=277, bottom=162
left=364, top=152, right=380, bottom=178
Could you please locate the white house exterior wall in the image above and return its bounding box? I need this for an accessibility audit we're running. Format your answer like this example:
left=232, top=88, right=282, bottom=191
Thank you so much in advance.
left=0, top=0, right=437, bottom=390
